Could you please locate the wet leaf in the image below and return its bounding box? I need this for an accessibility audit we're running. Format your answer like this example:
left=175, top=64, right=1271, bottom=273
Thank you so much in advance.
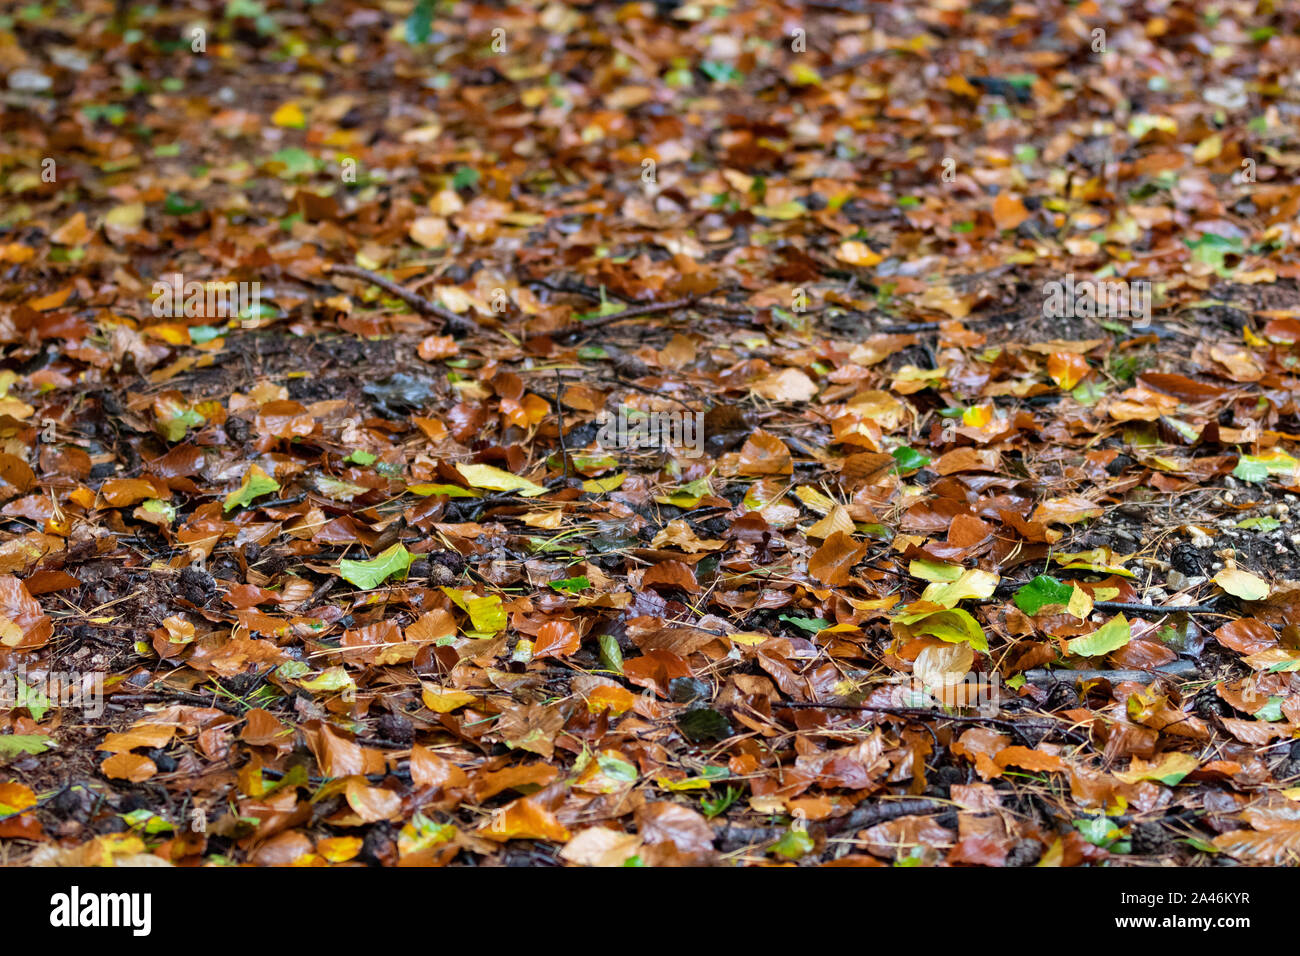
left=339, top=544, right=414, bottom=590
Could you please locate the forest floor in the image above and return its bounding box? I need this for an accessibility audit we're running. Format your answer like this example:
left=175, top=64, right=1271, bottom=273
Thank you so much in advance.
left=3, top=0, right=1300, bottom=867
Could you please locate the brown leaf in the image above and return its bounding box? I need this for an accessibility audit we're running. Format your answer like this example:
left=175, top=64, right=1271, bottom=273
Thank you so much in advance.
left=410, top=744, right=470, bottom=792
left=737, top=430, right=793, bottom=476
left=0, top=575, right=52, bottom=649
left=808, top=531, right=870, bottom=587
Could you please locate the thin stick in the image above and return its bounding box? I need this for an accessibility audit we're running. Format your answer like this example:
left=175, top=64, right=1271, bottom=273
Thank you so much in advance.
left=1093, top=600, right=1220, bottom=615
left=715, top=797, right=946, bottom=851
left=564, top=297, right=696, bottom=333
left=555, top=368, right=568, bottom=481
left=776, top=701, right=1088, bottom=744
left=327, top=263, right=483, bottom=336
left=1023, top=660, right=1201, bottom=685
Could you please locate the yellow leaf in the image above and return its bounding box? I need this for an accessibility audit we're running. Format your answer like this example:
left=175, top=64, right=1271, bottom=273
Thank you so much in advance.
left=103, top=202, right=145, bottom=232
left=421, top=686, right=477, bottom=713
left=1214, top=565, right=1269, bottom=601
left=837, top=240, right=882, bottom=267
left=272, top=101, right=307, bottom=129
left=1193, top=134, right=1222, bottom=163
left=1066, top=584, right=1093, bottom=620
left=793, top=485, right=836, bottom=514
left=454, top=462, right=546, bottom=497
left=582, top=473, right=626, bottom=494
left=752, top=200, right=806, bottom=220
left=0, top=614, right=23, bottom=647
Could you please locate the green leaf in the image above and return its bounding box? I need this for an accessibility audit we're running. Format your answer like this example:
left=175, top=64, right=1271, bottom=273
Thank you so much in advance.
left=452, top=166, right=480, bottom=190
left=440, top=587, right=506, bottom=636
left=15, top=678, right=49, bottom=721
left=223, top=465, right=281, bottom=512
left=892, top=447, right=931, bottom=472
left=769, top=828, right=815, bottom=860
left=405, top=0, right=434, bottom=43
left=701, top=784, right=743, bottom=819
left=893, top=606, right=989, bottom=653
left=1073, top=815, right=1129, bottom=853
left=1014, top=575, right=1075, bottom=615
left=548, top=576, right=590, bottom=593
left=163, top=192, right=201, bottom=215
left=596, top=752, right=638, bottom=783
left=1183, top=233, right=1243, bottom=276
left=266, top=147, right=320, bottom=179
left=1237, top=516, right=1281, bottom=532
left=598, top=634, right=623, bottom=674
left=1066, top=614, right=1132, bottom=657
left=189, top=325, right=224, bottom=344
left=779, top=614, right=829, bottom=634
left=1255, top=697, right=1284, bottom=722
left=699, top=60, right=743, bottom=84
left=338, top=543, right=414, bottom=590
left=1232, top=451, right=1297, bottom=485
left=345, top=450, right=377, bottom=466
left=1071, top=379, right=1107, bottom=405
left=0, top=734, right=54, bottom=757
left=1233, top=458, right=1269, bottom=484
left=677, top=707, right=733, bottom=743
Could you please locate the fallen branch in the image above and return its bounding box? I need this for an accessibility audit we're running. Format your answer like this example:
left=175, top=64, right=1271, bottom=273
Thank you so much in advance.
left=1023, top=660, right=1200, bottom=685
left=326, top=263, right=484, bottom=336
left=562, top=296, right=696, bottom=335
left=715, top=797, right=947, bottom=851
left=1093, top=599, right=1220, bottom=615
left=775, top=701, right=1087, bottom=744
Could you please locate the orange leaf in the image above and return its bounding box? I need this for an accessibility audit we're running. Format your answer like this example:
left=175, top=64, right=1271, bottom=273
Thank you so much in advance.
left=479, top=796, right=571, bottom=842
left=994, top=745, right=1063, bottom=772
left=534, top=620, right=581, bottom=659
left=1047, top=351, right=1089, bottom=390
left=992, top=193, right=1029, bottom=231
left=101, top=753, right=157, bottom=782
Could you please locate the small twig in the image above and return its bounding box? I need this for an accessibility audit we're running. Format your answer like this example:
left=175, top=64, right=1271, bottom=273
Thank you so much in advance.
left=111, top=691, right=245, bottom=716
left=714, top=797, right=946, bottom=851
left=1093, top=600, right=1220, bottom=615
left=1023, top=660, right=1201, bottom=685
left=326, top=264, right=484, bottom=336
left=564, top=297, right=696, bottom=334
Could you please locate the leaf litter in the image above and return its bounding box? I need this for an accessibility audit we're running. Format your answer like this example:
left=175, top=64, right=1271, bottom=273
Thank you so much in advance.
left=1, top=0, right=1300, bottom=868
